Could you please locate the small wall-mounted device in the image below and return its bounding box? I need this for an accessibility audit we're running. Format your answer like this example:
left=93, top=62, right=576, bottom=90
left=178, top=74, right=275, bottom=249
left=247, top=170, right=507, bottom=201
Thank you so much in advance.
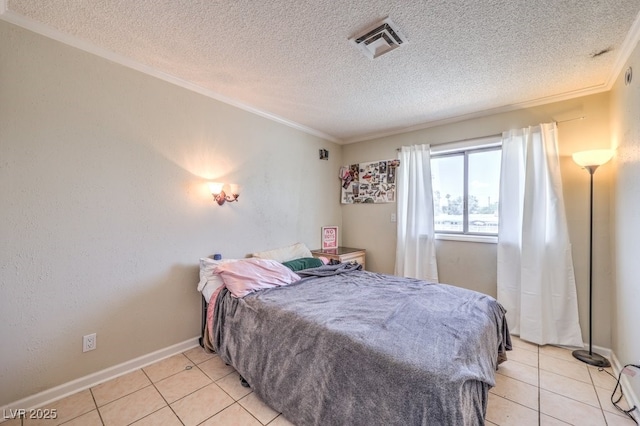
left=319, top=149, right=329, bottom=160
left=625, top=67, right=632, bottom=86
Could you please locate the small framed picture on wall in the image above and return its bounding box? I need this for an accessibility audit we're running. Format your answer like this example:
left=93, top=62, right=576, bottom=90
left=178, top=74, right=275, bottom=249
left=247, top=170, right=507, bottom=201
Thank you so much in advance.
left=321, top=226, right=339, bottom=250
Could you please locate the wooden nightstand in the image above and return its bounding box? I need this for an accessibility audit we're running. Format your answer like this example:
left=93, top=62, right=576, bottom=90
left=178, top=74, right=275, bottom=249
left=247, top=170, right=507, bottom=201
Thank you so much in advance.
left=311, top=247, right=366, bottom=270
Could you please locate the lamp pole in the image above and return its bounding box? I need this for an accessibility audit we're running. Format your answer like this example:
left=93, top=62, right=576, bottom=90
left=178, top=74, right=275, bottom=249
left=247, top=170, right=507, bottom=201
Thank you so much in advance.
left=586, top=165, right=596, bottom=357
left=571, top=161, right=611, bottom=368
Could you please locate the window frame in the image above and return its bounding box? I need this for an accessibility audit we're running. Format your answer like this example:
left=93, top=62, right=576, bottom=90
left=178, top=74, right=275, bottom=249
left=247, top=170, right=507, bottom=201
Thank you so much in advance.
left=430, top=136, right=502, bottom=243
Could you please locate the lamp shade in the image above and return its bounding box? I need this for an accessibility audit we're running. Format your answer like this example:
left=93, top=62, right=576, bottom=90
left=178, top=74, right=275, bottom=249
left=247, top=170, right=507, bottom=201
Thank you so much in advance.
left=208, top=182, right=224, bottom=195
left=229, top=184, right=241, bottom=195
left=572, top=149, right=613, bottom=168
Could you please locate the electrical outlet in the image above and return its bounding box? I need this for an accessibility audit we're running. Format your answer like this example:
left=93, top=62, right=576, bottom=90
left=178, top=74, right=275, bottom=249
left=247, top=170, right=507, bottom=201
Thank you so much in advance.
left=83, top=333, right=96, bottom=352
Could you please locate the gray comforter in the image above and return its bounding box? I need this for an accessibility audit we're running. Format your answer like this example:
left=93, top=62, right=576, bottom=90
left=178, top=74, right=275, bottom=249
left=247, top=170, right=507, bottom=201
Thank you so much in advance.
left=212, top=264, right=510, bottom=426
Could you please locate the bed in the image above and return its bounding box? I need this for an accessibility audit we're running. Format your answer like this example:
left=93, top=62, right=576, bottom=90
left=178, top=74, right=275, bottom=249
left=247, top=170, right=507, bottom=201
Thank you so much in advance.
left=197, top=250, right=511, bottom=426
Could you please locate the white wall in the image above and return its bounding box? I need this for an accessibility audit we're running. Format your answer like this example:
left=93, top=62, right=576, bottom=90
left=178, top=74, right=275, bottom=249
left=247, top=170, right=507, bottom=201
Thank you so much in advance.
left=342, top=92, right=614, bottom=349
left=610, top=41, right=640, bottom=402
left=0, top=20, right=341, bottom=406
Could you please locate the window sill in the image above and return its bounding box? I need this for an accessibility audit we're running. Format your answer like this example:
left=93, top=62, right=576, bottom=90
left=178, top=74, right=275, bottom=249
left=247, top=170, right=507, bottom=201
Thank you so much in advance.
left=435, top=233, right=498, bottom=244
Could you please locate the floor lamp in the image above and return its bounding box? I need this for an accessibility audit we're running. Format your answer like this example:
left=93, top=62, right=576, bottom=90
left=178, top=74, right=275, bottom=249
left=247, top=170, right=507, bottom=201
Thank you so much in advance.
left=571, top=149, right=613, bottom=368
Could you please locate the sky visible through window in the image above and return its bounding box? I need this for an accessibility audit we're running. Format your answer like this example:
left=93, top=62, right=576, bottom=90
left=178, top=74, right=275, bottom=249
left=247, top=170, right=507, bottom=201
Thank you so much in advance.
left=432, top=148, right=501, bottom=233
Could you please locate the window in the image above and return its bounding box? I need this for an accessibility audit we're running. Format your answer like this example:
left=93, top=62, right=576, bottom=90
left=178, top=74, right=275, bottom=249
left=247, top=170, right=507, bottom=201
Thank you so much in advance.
left=431, top=142, right=501, bottom=236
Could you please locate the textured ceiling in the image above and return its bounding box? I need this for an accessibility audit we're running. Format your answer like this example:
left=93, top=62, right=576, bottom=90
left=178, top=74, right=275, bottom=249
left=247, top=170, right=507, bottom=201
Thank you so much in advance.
left=3, top=1, right=640, bottom=143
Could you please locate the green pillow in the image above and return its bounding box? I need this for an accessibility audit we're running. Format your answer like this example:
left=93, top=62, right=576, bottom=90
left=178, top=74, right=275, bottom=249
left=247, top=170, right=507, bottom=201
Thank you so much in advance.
left=282, top=257, right=324, bottom=272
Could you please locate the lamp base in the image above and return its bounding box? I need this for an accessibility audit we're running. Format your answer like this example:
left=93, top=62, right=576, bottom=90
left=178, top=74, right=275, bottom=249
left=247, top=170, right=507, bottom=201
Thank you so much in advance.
left=572, top=349, right=611, bottom=368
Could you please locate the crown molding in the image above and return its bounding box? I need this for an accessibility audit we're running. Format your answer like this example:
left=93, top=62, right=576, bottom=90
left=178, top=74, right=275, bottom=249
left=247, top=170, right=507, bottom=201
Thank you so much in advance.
left=0, top=8, right=339, bottom=143
left=342, top=84, right=610, bottom=144
left=607, top=10, right=640, bottom=90
left=3, top=4, right=639, bottom=146
left=343, top=13, right=640, bottom=145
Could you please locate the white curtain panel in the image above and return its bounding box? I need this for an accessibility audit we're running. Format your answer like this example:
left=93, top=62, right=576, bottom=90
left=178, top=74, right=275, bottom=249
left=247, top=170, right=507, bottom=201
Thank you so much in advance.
left=497, top=123, right=583, bottom=346
left=395, top=145, right=439, bottom=282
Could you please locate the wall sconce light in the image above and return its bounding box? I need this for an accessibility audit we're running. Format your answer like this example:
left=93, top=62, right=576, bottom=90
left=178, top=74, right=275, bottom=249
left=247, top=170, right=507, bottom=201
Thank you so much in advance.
left=208, top=182, right=240, bottom=205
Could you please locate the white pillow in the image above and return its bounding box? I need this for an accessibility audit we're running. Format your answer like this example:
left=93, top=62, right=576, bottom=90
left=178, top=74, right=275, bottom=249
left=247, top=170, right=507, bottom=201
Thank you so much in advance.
left=251, top=242, right=312, bottom=263
left=197, top=257, right=238, bottom=293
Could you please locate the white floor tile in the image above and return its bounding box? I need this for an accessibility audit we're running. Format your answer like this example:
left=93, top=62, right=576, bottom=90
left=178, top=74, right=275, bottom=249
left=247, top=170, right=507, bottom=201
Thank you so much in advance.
left=21, top=343, right=636, bottom=426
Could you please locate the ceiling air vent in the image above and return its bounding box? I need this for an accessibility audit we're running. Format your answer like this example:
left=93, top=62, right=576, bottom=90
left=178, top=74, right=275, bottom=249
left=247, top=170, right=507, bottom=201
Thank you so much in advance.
left=349, top=18, right=407, bottom=59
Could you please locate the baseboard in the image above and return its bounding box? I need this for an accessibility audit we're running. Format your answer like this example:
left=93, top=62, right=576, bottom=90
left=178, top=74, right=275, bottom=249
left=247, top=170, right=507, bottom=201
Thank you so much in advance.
left=513, top=338, right=638, bottom=422
left=2, top=337, right=637, bottom=424
left=580, top=344, right=639, bottom=422
left=610, top=352, right=640, bottom=423
left=0, top=337, right=199, bottom=420
left=590, top=344, right=612, bottom=360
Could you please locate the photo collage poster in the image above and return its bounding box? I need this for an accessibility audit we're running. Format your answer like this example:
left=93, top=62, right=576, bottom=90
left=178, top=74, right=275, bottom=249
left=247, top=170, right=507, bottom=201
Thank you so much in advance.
left=340, top=159, right=400, bottom=204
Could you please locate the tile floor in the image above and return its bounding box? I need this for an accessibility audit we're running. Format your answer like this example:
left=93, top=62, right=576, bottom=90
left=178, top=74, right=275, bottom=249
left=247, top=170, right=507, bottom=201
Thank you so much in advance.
left=3, top=337, right=638, bottom=425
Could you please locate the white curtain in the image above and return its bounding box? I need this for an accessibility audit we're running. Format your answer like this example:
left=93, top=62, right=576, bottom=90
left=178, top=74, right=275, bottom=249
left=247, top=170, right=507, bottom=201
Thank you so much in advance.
left=395, top=145, right=439, bottom=282
left=497, top=123, right=583, bottom=346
